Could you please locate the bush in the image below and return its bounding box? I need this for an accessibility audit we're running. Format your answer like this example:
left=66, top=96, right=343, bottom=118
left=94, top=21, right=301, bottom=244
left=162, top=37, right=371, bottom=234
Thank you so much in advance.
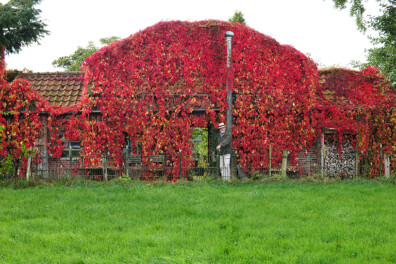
left=0, top=154, right=15, bottom=180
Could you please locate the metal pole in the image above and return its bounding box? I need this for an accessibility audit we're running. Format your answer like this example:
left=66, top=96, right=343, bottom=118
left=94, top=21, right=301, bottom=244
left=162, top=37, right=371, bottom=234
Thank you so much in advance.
left=225, top=31, right=234, bottom=137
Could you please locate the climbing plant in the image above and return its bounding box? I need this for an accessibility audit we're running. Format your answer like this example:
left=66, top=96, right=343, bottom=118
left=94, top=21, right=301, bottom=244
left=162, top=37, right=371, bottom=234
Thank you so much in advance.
left=0, top=48, right=46, bottom=175
left=73, top=20, right=321, bottom=174
left=319, top=66, right=396, bottom=176
left=1, top=21, right=394, bottom=178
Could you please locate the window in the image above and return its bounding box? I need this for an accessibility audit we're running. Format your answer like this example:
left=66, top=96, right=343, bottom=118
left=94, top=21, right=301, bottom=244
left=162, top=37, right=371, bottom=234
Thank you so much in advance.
left=61, top=141, right=81, bottom=158
left=59, top=132, right=81, bottom=158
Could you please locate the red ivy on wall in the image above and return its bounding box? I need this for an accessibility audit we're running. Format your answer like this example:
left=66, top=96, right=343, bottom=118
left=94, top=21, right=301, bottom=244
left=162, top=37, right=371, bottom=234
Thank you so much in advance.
left=0, top=47, right=46, bottom=162
left=73, top=20, right=321, bottom=170
left=319, top=67, right=396, bottom=175
left=1, top=21, right=394, bottom=177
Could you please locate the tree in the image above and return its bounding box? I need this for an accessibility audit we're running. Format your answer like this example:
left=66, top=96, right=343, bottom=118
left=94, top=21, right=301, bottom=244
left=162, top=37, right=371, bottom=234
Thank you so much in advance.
left=228, top=11, right=246, bottom=25
left=360, top=1, right=396, bottom=84
left=52, top=36, right=120, bottom=71
left=0, top=0, right=49, bottom=54
left=331, top=0, right=367, bottom=31
left=331, top=0, right=396, bottom=84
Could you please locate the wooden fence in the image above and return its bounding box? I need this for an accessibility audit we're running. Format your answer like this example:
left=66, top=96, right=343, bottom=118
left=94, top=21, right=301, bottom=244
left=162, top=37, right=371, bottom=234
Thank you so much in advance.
left=5, top=148, right=394, bottom=181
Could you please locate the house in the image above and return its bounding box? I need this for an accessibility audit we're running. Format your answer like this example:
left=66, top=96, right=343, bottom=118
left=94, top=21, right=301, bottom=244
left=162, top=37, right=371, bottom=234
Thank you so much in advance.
left=11, top=20, right=394, bottom=179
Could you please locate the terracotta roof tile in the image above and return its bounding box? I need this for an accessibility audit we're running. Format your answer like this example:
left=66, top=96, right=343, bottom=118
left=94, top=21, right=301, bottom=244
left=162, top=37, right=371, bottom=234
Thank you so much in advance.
left=20, top=72, right=84, bottom=107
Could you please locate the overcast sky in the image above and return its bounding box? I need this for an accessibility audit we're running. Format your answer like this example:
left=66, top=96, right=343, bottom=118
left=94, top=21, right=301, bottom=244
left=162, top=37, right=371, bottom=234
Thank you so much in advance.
left=2, top=0, right=380, bottom=72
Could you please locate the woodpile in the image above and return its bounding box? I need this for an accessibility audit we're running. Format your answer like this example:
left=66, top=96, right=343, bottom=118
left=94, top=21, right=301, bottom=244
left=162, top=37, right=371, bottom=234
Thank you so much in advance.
left=324, top=140, right=356, bottom=177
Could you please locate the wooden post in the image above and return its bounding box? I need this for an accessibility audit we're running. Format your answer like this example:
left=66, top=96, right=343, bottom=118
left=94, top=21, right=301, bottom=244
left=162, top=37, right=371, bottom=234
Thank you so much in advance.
left=379, top=144, right=383, bottom=177
left=217, top=154, right=221, bottom=179
left=269, top=145, right=272, bottom=178
left=102, top=155, right=108, bottom=181
left=384, top=154, right=390, bottom=179
left=42, top=151, right=49, bottom=180
left=321, top=133, right=325, bottom=177
left=281, top=150, right=288, bottom=179
left=42, top=117, right=49, bottom=180
left=26, top=156, right=32, bottom=182
left=179, top=149, right=182, bottom=179
left=355, top=144, right=360, bottom=178
left=69, top=143, right=72, bottom=176
left=231, top=149, right=237, bottom=180
left=125, top=139, right=130, bottom=178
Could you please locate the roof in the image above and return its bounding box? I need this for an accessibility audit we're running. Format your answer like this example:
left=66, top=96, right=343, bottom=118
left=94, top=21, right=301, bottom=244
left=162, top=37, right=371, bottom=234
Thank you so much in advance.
left=318, top=68, right=395, bottom=107
left=20, top=72, right=84, bottom=107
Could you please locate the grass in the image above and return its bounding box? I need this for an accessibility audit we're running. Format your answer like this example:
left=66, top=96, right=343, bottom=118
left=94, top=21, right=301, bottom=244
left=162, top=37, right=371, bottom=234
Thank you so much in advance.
left=0, top=178, right=395, bottom=263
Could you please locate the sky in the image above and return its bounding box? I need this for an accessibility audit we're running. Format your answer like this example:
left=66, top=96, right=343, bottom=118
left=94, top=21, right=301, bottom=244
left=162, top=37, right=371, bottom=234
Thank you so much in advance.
left=2, top=0, right=380, bottom=72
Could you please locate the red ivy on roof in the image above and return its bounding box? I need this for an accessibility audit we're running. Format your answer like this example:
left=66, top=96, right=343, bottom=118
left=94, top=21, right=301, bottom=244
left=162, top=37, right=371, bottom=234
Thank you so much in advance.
left=318, top=67, right=396, bottom=176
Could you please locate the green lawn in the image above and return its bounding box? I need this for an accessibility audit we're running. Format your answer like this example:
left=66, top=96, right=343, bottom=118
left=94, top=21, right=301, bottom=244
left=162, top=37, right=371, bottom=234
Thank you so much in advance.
left=0, top=179, right=395, bottom=263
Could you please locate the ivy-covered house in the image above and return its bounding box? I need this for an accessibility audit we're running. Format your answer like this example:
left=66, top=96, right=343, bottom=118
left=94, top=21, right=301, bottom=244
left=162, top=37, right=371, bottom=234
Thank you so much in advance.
left=18, top=67, right=394, bottom=179
left=4, top=20, right=394, bottom=180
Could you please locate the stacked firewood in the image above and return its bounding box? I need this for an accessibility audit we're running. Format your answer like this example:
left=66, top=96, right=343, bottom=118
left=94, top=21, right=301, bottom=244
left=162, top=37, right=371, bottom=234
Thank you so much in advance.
left=324, top=140, right=356, bottom=177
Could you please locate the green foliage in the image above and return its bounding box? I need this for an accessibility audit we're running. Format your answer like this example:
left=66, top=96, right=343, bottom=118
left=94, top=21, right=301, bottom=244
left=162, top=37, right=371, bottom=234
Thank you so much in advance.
left=99, top=36, right=120, bottom=46
left=52, top=41, right=97, bottom=71
left=0, top=123, right=4, bottom=144
left=353, top=1, right=396, bottom=85
left=0, top=144, right=35, bottom=180
left=52, top=36, right=120, bottom=71
left=192, top=128, right=208, bottom=166
left=0, top=182, right=395, bottom=262
left=0, top=154, right=15, bottom=179
left=250, top=170, right=267, bottom=180
left=0, top=0, right=49, bottom=54
left=228, top=10, right=247, bottom=25
left=331, top=0, right=396, bottom=85
left=110, top=173, right=133, bottom=186
left=331, top=0, right=367, bottom=31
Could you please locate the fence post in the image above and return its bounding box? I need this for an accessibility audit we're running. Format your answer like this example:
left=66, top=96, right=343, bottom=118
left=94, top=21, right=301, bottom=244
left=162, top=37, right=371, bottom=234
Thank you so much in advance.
left=379, top=144, right=383, bottom=177
left=217, top=153, right=221, bottom=179
left=26, top=156, right=32, bottom=182
left=69, top=143, right=72, bottom=176
left=125, top=141, right=130, bottom=178
left=102, top=155, right=108, bottom=181
left=321, top=133, right=325, bottom=177
left=384, top=153, right=390, bottom=179
left=42, top=150, right=49, bottom=180
left=179, top=149, right=182, bottom=179
left=269, top=145, right=272, bottom=178
left=355, top=144, right=360, bottom=178
left=281, top=150, right=288, bottom=179
left=231, top=149, right=237, bottom=180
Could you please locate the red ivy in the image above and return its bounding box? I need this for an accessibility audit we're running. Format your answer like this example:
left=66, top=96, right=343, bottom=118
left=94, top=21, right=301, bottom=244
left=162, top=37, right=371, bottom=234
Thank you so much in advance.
left=1, top=21, right=395, bottom=177
left=0, top=48, right=46, bottom=161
